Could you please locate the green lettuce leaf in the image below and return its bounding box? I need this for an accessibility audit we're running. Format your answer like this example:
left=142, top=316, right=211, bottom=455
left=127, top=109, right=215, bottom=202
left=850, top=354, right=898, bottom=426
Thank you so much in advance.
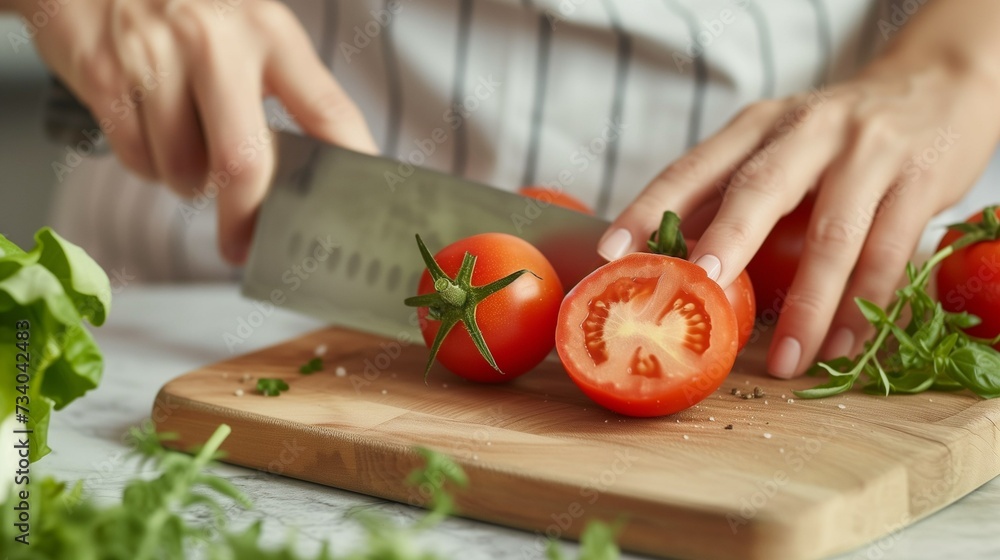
left=0, top=229, right=110, bottom=461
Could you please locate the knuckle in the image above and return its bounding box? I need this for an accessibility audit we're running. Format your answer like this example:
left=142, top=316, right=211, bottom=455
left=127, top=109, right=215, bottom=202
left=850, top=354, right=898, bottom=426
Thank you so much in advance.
left=170, top=2, right=217, bottom=53
left=249, top=0, right=298, bottom=32
left=78, top=52, right=125, bottom=104
left=860, top=236, right=912, bottom=272
left=807, top=214, right=859, bottom=251
left=659, top=151, right=710, bottom=186
left=708, top=218, right=755, bottom=247
left=309, top=88, right=360, bottom=127
left=852, top=114, right=901, bottom=151
left=731, top=162, right=786, bottom=198
left=782, top=289, right=827, bottom=318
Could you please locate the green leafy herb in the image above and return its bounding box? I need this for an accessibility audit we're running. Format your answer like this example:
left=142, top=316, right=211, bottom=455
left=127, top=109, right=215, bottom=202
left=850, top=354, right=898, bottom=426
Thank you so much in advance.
left=547, top=520, right=622, bottom=560
left=0, top=228, right=111, bottom=460
left=2, top=425, right=623, bottom=559
left=299, top=357, right=324, bottom=374
left=403, top=235, right=537, bottom=380
left=797, top=206, right=1000, bottom=399
left=256, top=378, right=290, bottom=396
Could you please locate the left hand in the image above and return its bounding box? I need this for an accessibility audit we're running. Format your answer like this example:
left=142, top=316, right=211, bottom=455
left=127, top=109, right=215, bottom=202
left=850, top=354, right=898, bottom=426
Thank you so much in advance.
left=598, top=52, right=1000, bottom=378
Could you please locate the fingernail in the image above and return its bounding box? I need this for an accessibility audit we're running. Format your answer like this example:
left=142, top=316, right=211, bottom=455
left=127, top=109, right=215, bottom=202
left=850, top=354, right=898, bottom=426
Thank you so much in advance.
left=769, top=337, right=801, bottom=379
left=824, top=327, right=855, bottom=359
left=694, top=254, right=721, bottom=281
left=598, top=229, right=632, bottom=261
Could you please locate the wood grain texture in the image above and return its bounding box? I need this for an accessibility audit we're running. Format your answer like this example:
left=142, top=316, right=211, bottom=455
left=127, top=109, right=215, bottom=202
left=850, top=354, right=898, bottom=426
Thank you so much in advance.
left=153, top=327, right=1000, bottom=560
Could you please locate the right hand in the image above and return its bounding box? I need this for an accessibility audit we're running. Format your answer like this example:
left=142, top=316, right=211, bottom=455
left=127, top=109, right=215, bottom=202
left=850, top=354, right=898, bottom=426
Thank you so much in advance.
left=21, top=0, right=376, bottom=263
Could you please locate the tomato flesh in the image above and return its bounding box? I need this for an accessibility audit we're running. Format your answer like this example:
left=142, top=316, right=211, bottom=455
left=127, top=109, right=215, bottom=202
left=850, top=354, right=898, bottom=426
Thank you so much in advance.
left=416, top=233, right=564, bottom=383
left=687, top=237, right=756, bottom=350
left=556, top=253, right=738, bottom=416
left=936, top=208, right=1000, bottom=348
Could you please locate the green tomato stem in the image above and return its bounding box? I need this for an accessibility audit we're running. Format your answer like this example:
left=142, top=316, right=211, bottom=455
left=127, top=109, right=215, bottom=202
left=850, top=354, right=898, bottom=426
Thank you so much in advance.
left=434, top=278, right=468, bottom=307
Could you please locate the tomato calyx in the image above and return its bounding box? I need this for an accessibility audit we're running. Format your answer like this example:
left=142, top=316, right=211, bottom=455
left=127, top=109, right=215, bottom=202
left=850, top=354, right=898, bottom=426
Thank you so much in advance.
left=944, top=205, right=1000, bottom=249
left=404, top=234, right=538, bottom=380
left=646, top=211, right=688, bottom=259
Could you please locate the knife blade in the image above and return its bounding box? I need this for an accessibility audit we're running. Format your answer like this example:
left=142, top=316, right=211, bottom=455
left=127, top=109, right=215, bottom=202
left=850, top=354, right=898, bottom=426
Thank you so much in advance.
left=242, top=131, right=610, bottom=340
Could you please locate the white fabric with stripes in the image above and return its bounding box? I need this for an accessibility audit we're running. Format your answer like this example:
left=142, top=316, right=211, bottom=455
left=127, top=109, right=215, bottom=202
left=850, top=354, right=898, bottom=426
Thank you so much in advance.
left=52, top=0, right=893, bottom=282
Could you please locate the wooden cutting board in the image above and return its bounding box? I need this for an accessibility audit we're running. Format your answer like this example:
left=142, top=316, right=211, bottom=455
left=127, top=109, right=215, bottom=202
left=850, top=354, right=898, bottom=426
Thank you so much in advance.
left=153, top=327, right=1000, bottom=560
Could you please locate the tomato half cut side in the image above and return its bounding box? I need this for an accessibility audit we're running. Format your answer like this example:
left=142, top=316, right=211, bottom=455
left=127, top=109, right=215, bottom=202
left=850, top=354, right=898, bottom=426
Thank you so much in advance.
left=556, top=253, right=738, bottom=417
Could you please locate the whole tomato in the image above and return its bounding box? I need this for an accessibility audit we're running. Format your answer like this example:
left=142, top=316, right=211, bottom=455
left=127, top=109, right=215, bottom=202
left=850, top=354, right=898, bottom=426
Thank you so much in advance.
left=519, top=186, right=594, bottom=215
left=746, top=195, right=814, bottom=318
left=407, top=233, right=564, bottom=383
left=936, top=207, right=1000, bottom=347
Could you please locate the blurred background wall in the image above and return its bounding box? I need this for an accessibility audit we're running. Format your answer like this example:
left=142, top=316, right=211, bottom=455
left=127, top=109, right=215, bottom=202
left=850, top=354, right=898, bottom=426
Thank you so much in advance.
left=0, top=15, right=62, bottom=249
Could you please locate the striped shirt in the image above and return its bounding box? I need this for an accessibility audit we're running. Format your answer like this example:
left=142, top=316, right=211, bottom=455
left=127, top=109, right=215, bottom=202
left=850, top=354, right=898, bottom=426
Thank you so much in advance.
left=51, top=0, right=897, bottom=282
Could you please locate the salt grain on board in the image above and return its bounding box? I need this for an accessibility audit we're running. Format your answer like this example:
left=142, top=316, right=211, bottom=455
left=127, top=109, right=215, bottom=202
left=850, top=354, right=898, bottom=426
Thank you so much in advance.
left=234, top=389, right=244, bottom=397
left=314, top=344, right=328, bottom=356
left=335, top=366, right=347, bottom=377
left=763, top=433, right=772, bottom=439
left=837, top=404, right=847, bottom=410
left=683, top=435, right=690, bottom=440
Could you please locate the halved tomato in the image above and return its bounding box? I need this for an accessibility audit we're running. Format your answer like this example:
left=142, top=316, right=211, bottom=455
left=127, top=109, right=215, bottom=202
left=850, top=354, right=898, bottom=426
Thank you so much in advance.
left=556, top=253, right=738, bottom=417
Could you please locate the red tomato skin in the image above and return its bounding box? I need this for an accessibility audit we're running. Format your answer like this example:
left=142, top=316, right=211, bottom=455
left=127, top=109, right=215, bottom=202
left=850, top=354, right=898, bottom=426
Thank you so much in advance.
left=746, top=196, right=814, bottom=318
left=936, top=208, right=1000, bottom=348
left=519, top=186, right=595, bottom=215
left=727, top=270, right=756, bottom=351
left=417, top=233, right=564, bottom=383
left=555, top=253, right=738, bottom=417
left=686, top=238, right=756, bottom=350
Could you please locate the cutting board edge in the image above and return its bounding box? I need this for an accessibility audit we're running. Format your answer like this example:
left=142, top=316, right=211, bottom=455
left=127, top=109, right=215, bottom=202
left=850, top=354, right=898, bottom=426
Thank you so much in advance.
left=153, top=386, right=854, bottom=560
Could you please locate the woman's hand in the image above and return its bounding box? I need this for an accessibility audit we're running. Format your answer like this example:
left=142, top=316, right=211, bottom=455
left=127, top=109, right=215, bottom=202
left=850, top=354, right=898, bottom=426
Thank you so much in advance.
left=16, top=0, right=376, bottom=263
left=600, top=16, right=1000, bottom=378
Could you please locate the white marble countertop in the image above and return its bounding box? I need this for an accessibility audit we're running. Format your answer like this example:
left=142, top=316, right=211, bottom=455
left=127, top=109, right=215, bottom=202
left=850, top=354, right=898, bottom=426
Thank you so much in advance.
left=37, top=284, right=1000, bottom=560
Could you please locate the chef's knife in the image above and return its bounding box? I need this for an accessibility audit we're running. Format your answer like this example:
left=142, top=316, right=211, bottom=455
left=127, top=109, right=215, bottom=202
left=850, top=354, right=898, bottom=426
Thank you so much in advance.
left=242, top=131, right=610, bottom=340
left=40, top=80, right=611, bottom=339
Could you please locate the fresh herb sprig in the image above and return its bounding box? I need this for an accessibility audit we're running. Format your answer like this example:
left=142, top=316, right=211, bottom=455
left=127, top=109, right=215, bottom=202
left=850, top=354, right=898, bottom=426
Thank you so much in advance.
left=257, top=378, right=290, bottom=396
left=796, top=206, right=1000, bottom=399
left=300, top=357, right=324, bottom=374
